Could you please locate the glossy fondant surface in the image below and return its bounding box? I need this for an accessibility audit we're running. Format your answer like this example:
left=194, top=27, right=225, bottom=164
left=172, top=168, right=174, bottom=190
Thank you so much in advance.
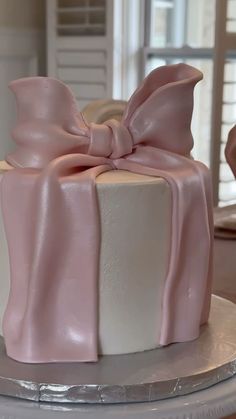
left=0, top=166, right=171, bottom=354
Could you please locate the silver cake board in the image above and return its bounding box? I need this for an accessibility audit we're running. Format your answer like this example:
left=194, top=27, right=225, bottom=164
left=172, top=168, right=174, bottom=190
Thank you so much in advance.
left=0, top=295, right=235, bottom=404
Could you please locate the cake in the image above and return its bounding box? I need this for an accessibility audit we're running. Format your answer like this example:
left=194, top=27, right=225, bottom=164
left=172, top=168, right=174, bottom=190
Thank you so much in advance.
left=0, top=63, right=213, bottom=363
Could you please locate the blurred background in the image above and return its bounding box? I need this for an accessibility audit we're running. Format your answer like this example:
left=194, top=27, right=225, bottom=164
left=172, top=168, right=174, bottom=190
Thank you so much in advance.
left=0, top=0, right=235, bottom=206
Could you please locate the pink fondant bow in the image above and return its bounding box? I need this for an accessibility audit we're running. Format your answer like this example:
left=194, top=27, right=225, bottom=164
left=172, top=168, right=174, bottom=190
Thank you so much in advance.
left=8, top=63, right=199, bottom=168
left=1, top=64, right=213, bottom=363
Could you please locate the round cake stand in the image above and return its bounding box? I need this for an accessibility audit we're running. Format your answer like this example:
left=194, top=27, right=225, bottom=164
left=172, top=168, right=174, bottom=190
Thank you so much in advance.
left=0, top=295, right=236, bottom=419
left=0, top=376, right=236, bottom=419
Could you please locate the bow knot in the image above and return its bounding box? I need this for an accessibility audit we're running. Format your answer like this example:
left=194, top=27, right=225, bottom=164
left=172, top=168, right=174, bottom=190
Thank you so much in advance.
left=88, top=120, right=133, bottom=159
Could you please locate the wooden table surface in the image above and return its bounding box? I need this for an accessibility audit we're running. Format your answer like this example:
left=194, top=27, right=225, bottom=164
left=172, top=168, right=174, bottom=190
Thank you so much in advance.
left=213, top=205, right=236, bottom=302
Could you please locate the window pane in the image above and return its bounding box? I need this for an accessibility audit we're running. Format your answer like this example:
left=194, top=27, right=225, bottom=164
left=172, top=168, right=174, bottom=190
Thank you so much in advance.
left=222, top=61, right=236, bottom=130
left=150, top=0, right=216, bottom=48
left=150, top=1, right=174, bottom=47
left=145, top=58, right=213, bottom=166
left=219, top=58, right=236, bottom=204
left=227, top=0, right=236, bottom=32
left=219, top=179, right=236, bottom=203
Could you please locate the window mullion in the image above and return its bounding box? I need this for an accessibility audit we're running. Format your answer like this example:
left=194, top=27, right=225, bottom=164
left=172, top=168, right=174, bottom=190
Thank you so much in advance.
left=170, top=0, right=187, bottom=47
left=143, top=46, right=215, bottom=60
left=144, top=0, right=152, bottom=47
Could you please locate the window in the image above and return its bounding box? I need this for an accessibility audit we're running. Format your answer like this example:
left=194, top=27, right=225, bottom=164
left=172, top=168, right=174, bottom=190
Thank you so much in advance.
left=143, top=0, right=236, bottom=205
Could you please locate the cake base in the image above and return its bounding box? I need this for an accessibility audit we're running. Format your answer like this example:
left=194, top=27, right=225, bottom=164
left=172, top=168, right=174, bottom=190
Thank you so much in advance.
left=0, top=295, right=235, bottom=404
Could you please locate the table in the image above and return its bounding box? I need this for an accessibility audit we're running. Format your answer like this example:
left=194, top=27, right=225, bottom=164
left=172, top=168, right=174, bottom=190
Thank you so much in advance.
left=213, top=205, right=236, bottom=304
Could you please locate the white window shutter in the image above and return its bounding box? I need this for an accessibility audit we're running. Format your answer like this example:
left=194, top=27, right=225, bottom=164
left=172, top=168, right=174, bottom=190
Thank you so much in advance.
left=46, top=0, right=144, bottom=107
left=46, top=0, right=114, bottom=110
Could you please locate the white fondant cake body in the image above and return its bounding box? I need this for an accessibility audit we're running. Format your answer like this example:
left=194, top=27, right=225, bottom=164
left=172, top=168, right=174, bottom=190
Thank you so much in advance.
left=0, top=165, right=171, bottom=355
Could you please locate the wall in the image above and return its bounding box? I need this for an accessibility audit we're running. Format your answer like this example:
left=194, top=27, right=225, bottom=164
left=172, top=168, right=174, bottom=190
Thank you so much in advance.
left=0, top=0, right=45, bottom=28
left=0, top=0, right=45, bottom=159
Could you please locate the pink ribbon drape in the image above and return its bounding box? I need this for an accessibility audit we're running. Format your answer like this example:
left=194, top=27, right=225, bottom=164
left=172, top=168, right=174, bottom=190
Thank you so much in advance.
left=1, top=64, right=213, bottom=363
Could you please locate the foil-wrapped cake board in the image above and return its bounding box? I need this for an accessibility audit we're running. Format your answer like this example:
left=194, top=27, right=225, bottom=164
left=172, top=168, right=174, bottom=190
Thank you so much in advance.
left=0, top=295, right=235, bottom=404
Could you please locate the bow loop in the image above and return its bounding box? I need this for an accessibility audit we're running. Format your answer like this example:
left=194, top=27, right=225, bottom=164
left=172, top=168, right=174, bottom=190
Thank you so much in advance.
left=123, top=63, right=203, bottom=156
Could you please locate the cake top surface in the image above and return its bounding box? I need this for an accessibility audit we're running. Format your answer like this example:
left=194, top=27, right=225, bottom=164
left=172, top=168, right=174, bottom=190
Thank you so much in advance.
left=0, top=161, right=12, bottom=173
left=96, top=170, right=163, bottom=185
left=0, top=161, right=163, bottom=185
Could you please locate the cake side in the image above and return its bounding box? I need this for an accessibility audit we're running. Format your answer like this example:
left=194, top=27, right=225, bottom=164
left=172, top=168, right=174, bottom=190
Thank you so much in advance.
left=0, top=164, right=171, bottom=356
left=97, top=171, right=171, bottom=354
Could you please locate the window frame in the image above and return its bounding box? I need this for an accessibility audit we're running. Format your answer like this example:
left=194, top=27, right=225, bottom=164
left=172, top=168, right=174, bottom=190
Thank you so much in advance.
left=142, top=0, right=236, bottom=205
